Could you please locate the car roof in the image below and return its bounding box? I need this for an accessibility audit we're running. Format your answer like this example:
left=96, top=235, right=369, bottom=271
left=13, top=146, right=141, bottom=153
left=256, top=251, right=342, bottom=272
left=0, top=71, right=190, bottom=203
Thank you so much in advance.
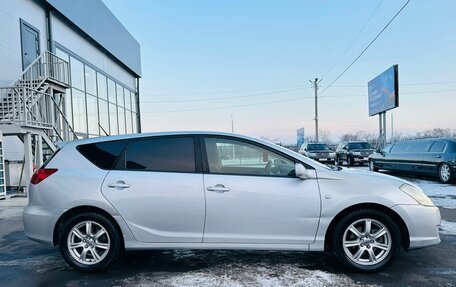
left=64, top=131, right=256, bottom=145
left=393, top=137, right=456, bottom=144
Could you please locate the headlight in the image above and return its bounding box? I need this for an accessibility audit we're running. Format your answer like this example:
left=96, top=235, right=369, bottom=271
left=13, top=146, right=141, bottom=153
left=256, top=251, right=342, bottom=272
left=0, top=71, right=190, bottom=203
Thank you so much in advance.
left=308, top=152, right=317, bottom=157
left=329, top=152, right=336, bottom=157
left=352, top=152, right=361, bottom=155
left=399, top=184, right=434, bottom=206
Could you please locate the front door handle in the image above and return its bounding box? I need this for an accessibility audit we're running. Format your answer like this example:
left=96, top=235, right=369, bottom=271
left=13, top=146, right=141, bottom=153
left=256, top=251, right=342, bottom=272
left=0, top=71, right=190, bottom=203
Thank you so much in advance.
left=107, top=180, right=130, bottom=190
left=435, top=155, right=441, bottom=158
left=207, top=184, right=230, bottom=193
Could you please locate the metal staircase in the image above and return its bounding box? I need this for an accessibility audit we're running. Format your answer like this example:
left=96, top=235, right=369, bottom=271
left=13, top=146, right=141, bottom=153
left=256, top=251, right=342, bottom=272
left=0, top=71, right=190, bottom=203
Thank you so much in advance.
left=0, top=51, right=78, bottom=192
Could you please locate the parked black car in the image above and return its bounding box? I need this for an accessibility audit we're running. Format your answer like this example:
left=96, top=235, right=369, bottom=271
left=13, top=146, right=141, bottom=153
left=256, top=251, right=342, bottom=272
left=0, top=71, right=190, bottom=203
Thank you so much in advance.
left=336, top=141, right=374, bottom=166
left=298, top=142, right=336, bottom=164
left=368, top=138, right=456, bottom=183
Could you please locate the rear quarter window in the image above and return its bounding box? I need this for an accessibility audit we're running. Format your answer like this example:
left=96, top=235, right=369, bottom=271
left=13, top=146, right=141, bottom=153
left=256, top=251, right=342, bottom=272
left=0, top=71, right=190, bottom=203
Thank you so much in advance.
left=429, top=141, right=446, bottom=153
left=77, top=140, right=129, bottom=169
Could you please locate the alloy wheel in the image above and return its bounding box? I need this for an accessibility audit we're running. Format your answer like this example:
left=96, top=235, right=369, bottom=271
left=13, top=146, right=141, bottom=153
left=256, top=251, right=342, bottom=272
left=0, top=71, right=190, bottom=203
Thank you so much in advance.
left=67, top=221, right=111, bottom=265
left=440, top=164, right=451, bottom=182
left=342, top=218, right=392, bottom=266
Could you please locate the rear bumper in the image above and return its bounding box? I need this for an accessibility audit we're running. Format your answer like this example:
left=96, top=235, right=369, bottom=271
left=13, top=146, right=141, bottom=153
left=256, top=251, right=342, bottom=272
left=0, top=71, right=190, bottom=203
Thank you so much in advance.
left=23, top=205, right=66, bottom=246
left=392, top=204, right=441, bottom=249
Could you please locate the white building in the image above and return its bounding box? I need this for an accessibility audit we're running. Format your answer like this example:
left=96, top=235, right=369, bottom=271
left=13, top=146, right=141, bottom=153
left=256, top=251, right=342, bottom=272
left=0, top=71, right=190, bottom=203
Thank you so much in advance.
left=0, top=0, right=142, bottom=194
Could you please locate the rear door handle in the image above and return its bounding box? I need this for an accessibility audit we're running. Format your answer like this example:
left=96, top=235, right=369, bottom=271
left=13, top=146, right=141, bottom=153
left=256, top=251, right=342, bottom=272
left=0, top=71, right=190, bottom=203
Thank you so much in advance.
left=435, top=155, right=441, bottom=158
left=207, top=184, right=230, bottom=193
left=107, top=181, right=130, bottom=190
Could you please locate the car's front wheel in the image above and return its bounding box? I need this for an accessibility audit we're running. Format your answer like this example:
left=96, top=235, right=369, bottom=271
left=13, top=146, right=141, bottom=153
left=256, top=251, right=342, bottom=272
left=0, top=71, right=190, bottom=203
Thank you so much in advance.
left=347, top=156, right=354, bottom=166
left=369, top=160, right=379, bottom=172
left=438, top=163, right=454, bottom=183
left=59, top=212, right=122, bottom=272
left=332, top=209, right=401, bottom=273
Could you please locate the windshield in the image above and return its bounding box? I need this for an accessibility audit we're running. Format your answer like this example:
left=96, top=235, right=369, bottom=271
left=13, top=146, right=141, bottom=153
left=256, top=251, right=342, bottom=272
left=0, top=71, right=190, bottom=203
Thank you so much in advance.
left=347, top=142, right=372, bottom=150
left=307, top=144, right=330, bottom=151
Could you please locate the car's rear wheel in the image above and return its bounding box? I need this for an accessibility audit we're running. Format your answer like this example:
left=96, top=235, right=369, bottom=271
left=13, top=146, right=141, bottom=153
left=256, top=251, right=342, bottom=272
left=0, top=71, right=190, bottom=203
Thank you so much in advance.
left=369, top=160, right=379, bottom=172
left=331, top=209, right=401, bottom=273
left=59, top=212, right=122, bottom=272
left=438, top=163, right=454, bottom=183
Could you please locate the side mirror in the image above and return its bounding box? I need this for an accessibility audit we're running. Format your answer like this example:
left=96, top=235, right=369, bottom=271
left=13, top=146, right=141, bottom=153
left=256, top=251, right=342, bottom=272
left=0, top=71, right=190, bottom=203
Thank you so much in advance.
left=295, top=163, right=310, bottom=180
left=304, top=148, right=307, bottom=151
left=342, top=146, right=348, bottom=150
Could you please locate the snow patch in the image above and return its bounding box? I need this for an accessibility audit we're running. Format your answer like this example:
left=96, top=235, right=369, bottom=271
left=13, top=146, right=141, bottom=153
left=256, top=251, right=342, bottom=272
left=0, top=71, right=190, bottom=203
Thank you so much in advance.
left=119, top=263, right=376, bottom=287
left=439, top=220, right=456, bottom=236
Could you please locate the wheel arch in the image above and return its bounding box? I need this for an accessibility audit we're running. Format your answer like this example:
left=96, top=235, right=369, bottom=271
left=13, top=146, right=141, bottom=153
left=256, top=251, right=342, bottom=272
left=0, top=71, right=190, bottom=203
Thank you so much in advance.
left=53, top=205, right=124, bottom=247
left=324, top=203, right=410, bottom=252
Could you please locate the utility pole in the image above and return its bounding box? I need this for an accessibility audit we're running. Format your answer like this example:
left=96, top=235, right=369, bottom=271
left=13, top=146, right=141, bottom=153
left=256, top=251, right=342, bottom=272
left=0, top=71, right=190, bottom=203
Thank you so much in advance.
left=309, top=78, right=321, bottom=142
left=231, top=115, right=234, bottom=133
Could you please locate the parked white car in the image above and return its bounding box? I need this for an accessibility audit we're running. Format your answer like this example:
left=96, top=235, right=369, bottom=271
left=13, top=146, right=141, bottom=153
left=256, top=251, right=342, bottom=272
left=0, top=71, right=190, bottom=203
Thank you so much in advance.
left=23, top=132, right=441, bottom=272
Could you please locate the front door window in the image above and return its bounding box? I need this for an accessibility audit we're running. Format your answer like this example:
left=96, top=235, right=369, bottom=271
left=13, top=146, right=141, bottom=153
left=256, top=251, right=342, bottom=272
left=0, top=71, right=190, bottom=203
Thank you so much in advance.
left=205, top=137, right=295, bottom=177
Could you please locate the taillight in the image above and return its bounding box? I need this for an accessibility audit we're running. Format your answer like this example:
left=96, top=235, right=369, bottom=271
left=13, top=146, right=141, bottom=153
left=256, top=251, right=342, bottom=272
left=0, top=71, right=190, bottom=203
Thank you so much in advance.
left=30, top=168, right=58, bottom=184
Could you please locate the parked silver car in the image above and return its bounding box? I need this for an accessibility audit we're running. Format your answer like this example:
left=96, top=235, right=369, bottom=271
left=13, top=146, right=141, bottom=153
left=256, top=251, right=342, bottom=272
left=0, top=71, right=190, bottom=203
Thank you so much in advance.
left=23, top=132, right=441, bottom=272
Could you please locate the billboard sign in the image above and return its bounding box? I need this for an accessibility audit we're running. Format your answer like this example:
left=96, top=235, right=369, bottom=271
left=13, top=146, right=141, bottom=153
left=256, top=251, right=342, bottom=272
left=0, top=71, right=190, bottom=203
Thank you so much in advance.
left=297, top=128, right=305, bottom=146
left=368, top=65, right=399, bottom=116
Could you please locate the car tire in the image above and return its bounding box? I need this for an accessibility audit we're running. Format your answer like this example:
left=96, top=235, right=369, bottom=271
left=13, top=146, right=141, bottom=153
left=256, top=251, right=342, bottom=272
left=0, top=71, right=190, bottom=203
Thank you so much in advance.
left=438, top=163, right=454, bottom=183
left=59, top=212, right=122, bottom=272
left=347, top=156, right=354, bottom=166
left=336, top=156, right=343, bottom=166
left=331, top=209, right=401, bottom=273
left=369, top=160, right=379, bottom=172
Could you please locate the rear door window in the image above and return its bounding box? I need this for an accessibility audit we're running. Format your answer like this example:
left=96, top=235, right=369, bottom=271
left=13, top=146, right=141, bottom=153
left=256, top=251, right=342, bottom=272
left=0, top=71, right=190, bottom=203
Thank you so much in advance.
left=124, top=137, right=196, bottom=172
left=408, top=141, right=432, bottom=152
left=78, top=140, right=129, bottom=169
left=429, top=141, right=446, bottom=153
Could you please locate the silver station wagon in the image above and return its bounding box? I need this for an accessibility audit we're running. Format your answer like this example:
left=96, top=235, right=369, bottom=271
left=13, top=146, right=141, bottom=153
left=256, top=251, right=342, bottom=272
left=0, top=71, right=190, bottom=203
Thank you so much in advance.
left=23, top=132, right=441, bottom=272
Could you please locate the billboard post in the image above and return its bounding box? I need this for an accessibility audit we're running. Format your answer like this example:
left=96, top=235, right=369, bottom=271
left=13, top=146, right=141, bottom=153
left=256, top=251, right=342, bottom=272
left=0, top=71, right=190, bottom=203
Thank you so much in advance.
left=368, top=65, right=399, bottom=150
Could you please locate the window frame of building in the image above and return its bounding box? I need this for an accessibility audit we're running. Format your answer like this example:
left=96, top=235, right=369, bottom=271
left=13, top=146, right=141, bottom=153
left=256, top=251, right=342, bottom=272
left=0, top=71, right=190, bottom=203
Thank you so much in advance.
left=55, top=42, right=139, bottom=137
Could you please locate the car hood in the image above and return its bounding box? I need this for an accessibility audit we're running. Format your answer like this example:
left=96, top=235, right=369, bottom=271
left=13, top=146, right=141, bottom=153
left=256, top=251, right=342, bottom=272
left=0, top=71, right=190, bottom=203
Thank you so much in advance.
left=316, top=167, right=418, bottom=188
left=308, top=150, right=333, bottom=153
left=349, top=149, right=374, bottom=152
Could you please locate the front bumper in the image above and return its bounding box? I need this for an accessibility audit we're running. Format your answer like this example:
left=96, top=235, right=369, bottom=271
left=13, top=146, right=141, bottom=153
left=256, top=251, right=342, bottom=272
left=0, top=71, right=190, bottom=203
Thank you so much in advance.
left=23, top=205, right=66, bottom=246
left=392, top=204, right=441, bottom=249
left=311, top=157, right=336, bottom=163
left=351, top=155, right=371, bottom=162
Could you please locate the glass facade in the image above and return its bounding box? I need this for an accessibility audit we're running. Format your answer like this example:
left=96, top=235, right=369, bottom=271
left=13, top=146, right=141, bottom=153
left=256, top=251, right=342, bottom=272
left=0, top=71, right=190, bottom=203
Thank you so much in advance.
left=56, top=46, right=139, bottom=138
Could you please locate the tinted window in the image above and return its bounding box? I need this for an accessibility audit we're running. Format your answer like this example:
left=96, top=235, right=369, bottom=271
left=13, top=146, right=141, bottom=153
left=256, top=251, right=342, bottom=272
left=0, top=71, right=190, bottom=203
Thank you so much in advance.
left=347, top=142, right=372, bottom=150
left=429, top=141, right=446, bottom=153
left=391, top=142, right=409, bottom=153
left=125, top=137, right=195, bottom=172
left=205, top=137, right=295, bottom=177
left=78, top=140, right=128, bottom=169
left=308, top=144, right=330, bottom=151
left=408, top=141, right=432, bottom=152
left=382, top=143, right=394, bottom=153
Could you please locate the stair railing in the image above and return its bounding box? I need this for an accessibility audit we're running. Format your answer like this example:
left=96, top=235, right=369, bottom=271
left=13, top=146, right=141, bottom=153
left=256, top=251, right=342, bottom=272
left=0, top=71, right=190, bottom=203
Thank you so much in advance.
left=13, top=51, right=70, bottom=88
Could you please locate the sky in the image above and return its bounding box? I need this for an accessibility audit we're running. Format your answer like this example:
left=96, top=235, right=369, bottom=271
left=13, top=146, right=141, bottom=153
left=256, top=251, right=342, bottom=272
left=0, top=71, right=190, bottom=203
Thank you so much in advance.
left=103, top=0, right=456, bottom=144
